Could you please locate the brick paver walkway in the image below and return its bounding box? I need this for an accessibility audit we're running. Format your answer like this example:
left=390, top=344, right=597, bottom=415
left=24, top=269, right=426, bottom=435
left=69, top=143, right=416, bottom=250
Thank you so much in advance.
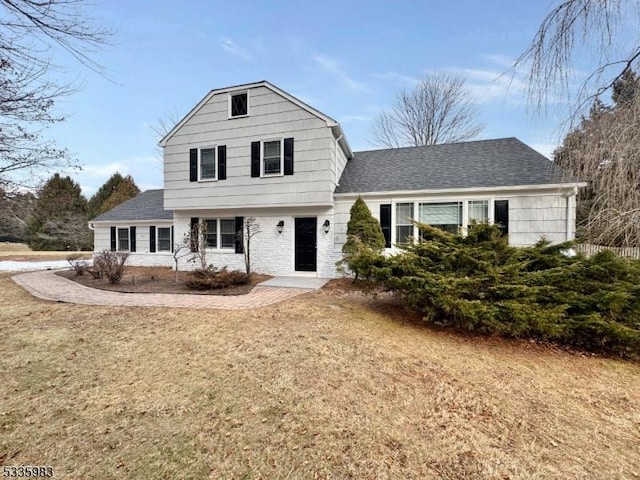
left=11, top=270, right=314, bottom=310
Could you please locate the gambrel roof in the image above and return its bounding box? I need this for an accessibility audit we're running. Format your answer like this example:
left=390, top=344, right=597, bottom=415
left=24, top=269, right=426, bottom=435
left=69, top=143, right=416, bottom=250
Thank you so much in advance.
left=158, top=80, right=353, bottom=159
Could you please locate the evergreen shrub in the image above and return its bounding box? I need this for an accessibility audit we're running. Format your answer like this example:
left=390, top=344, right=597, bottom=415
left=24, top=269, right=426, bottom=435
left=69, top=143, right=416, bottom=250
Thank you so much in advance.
left=372, top=222, right=640, bottom=359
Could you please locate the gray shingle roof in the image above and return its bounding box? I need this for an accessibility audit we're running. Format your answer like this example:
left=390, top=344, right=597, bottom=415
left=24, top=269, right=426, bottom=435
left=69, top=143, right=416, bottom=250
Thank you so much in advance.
left=92, top=189, right=172, bottom=222
left=335, top=137, right=574, bottom=194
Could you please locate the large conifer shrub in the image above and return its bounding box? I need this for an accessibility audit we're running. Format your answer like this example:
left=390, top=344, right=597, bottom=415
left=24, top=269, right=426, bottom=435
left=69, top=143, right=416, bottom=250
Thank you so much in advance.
left=374, top=222, right=640, bottom=359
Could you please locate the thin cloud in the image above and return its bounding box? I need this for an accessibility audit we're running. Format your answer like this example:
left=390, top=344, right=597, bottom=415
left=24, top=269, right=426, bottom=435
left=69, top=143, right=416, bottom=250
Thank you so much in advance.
left=340, top=114, right=371, bottom=123
left=221, top=38, right=254, bottom=61
left=313, top=53, right=368, bottom=91
left=372, top=71, right=420, bottom=86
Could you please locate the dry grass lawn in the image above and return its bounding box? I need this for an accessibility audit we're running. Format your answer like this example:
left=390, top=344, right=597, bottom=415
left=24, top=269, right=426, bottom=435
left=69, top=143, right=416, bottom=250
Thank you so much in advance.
left=1, top=274, right=639, bottom=479
left=0, top=243, right=91, bottom=261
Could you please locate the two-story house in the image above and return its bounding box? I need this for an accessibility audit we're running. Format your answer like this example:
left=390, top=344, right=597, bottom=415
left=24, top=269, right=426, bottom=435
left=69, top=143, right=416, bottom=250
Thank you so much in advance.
left=90, top=81, right=585, bottom=278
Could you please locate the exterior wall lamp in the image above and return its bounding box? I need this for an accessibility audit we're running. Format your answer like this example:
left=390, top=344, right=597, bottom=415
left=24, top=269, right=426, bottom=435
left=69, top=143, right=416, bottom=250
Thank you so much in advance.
left=277, top=220, right=284, bottom=234
left=323, top=219, right=330, bottom=233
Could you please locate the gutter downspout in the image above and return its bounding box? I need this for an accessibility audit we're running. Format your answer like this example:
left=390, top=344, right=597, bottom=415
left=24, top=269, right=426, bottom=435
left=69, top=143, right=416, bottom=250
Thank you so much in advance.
left=335, top=133, right=343, bottom=187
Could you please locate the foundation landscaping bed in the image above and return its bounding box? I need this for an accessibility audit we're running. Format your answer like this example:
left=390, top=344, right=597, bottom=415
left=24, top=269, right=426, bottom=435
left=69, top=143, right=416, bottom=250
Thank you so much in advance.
left=57, top=266, right=272, bottom=296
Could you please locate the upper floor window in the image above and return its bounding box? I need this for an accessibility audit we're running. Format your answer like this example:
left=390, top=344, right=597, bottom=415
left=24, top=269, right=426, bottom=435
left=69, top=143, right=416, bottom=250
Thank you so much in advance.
left=262, top=139, right=282, bottom=176
left=229, top=91, right=248, bottom=118
left=199, top=147, right=216, bottom=180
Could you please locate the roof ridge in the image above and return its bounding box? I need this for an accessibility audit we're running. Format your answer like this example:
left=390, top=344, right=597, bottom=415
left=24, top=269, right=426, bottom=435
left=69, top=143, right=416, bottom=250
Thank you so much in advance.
left=354, top=137, right=519, bottom=155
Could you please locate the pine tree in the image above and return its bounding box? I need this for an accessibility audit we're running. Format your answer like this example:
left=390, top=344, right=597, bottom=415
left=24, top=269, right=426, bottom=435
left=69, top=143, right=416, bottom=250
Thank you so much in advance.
left=87, top=173, right=140, bottom=219
left=339, top=197, right=385, bottom=280
left=342, top=196, right=385, bottom=254
left=27, top=174, right=92, bottom=250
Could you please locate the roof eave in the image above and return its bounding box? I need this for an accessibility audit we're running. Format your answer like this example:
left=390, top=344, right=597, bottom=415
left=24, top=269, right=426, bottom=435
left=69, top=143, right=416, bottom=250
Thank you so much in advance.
left=334, top=182, right=588, bottom=197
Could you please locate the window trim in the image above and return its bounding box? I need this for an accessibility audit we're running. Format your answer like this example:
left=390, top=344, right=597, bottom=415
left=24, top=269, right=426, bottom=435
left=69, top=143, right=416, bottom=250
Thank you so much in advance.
left=156, top=227, right=172, bottom=252
left=390, top=199, right=493, bottom=246
left=116, top=227, right=130, bottom=252
left=202, top=218, right=236, bottom=250
left=395, top=202, right=414, bottom=246
left=261, top=138, right=284, bottom=177
left=198, top=146, right=217, bottom=182
left=228, top=90, right=250, bottom=119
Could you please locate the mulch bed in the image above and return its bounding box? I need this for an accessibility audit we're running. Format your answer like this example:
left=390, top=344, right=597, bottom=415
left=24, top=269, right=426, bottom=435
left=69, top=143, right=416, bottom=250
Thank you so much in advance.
left=56, top=266, right=272, bottom=296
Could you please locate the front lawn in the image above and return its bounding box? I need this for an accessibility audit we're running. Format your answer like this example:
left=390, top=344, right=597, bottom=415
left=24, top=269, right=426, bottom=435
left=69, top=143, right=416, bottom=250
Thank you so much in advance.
left=1, top=274, right=639, bottom=478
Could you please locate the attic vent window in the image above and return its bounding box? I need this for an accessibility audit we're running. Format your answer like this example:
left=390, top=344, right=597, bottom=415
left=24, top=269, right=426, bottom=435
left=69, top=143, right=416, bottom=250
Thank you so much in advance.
left=230, top=92, right=248, bottom=117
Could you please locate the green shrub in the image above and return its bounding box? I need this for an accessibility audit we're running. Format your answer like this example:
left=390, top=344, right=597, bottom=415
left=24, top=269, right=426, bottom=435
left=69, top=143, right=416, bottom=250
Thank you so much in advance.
left=185, top=266, right=250, bottom=290
left=372, top=222, right=640, bottom=359
left=338, top=196, right=386, bottom=280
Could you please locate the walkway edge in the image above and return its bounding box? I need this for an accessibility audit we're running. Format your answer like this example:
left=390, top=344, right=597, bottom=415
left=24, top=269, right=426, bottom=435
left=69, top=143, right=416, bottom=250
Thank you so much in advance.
left=11, top=271, right=314, bottom=310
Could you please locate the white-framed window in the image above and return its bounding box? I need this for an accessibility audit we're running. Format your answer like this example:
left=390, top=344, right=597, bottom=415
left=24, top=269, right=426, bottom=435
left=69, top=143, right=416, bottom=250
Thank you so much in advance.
left=418, top=202, right=463, bottom=235
left=262, top=139, right=283, bottom=176
left=229, top=91, right=249, bottom=118
left=199, top=147, right=216, bottom=181
left=203, top=219, right=235, bottom=249
left=157, top=227, right=171, bottom=252
left=117, top=227, right=130, bottom=251
left=468, top=200, right=489, bottom=225
left=395, top=203, right=414, bottom=245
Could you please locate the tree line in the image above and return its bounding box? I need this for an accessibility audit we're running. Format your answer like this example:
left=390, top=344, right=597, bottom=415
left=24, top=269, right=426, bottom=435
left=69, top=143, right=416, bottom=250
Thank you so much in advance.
left=0, top=173, right=139, bottom=250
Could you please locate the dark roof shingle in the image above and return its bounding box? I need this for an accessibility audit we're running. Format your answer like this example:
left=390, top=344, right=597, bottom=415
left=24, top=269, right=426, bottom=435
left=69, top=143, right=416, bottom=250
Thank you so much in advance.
left=92, top=189, right=172, bottom=222
left=335, top=137, right=573, bottom=194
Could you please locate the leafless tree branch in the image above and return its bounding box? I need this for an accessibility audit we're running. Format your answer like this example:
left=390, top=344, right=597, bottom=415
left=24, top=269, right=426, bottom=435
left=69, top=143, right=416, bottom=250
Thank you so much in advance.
left=372, top=73, right=484, bottom=148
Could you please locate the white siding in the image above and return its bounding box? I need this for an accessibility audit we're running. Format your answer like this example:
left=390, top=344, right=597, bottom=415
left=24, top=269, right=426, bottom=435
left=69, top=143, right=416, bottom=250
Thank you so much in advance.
left=335, top=188, right=578, bottom=251
left=92, top=221, right=174, bottom=267
left=173, top=209, right=341, bottom=278
left=164, top=86, right=336, bottom=210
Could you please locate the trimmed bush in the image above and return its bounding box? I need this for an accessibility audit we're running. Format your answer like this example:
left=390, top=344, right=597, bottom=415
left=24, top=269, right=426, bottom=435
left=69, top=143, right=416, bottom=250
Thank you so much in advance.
left=338, top=196, right=386, bottom=280
left=371, top=222, right=640, bottom=359
left=185, top=266, right=250, bottom=290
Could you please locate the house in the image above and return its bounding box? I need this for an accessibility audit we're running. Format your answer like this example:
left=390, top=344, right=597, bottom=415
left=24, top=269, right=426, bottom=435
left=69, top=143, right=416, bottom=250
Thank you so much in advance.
left=90, top=81, right=586, bottom=277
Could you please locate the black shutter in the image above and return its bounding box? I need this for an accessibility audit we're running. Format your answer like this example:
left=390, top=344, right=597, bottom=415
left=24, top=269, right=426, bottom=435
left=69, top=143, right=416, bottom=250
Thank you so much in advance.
left=190, top=217, right=199, bottom=252
left=171, top=226, right=174, bottom=253
left=110, top=226, right=116, bottom=251
left=380, top=204, right=391, bottom=248
left=189, top=148, right=198, bottom=182
left=251, top=141, right=260, bottom=177
left=284, top=137, right=294, bottom=176
left=235, top=216, right=244, bottom=254
left=130, top=226, right=136, bottom=252
left=218, top=145, right=226, bottom=180
left=149, top=226, right=156, bottom=253
left=494, top=200, right=509, bottom=236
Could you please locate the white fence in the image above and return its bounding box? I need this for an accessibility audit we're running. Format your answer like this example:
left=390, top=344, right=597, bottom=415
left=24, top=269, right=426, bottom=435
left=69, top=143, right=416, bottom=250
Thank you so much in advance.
left=574, top=244, right=640, bottom=260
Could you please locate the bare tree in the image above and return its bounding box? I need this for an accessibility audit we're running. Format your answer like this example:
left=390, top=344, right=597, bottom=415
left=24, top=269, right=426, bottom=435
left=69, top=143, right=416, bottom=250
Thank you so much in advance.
left=187, top=220, right=210, bottom=270
left=372, top=73, right=484, bottom=148
left=172, top=233, right=192, bottom=283
left=242, top=217, right=259, bottom=274
left=0, top=0, right=111, bottom=189
left=513, top=0, right=638, bottom=118
left=556, top=94, right=640, bottom=247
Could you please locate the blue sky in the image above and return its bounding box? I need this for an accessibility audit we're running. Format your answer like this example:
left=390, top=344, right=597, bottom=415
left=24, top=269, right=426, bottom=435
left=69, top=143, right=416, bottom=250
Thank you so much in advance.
left=46, top=0, right=573, bottom=196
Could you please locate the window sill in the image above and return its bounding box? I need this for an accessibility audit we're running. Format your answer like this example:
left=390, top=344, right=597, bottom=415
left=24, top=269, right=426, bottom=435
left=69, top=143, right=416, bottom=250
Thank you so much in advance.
left=204, top=248, right=237, bottom=254
left=261, top=173, right=284, bottom=178
left=198, top=178, right=218, bottom=183
left=228, top=114, right=249, bottom=119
